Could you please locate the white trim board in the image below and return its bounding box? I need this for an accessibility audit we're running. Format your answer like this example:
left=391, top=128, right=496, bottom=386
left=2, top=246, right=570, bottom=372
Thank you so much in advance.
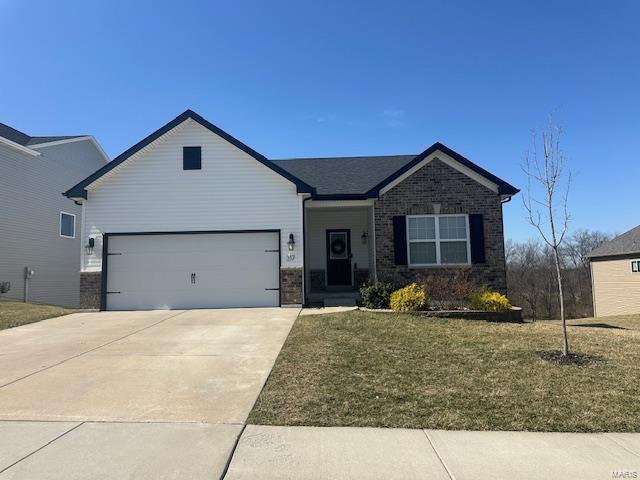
left=0, top=136, right=41, bottom=156
left=30, top=136, right=110, bottom=163
left=379, top=150, right=500, bottom=196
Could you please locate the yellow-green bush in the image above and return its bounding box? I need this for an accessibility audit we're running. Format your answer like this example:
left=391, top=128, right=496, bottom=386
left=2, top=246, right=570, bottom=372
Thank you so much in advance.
left=390, top=283, right=428, bottom=312
left=470, top=289, right=511, bottom=312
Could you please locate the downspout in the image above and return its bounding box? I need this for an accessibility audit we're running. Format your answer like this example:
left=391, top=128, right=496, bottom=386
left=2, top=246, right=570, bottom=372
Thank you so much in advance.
left=500, top=193, right=512, bottom=296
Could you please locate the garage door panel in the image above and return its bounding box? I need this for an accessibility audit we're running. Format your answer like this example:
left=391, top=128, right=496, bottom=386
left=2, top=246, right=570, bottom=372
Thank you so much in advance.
left=105, top=232, right=280, bottom=310
left=108, top=250, right=277, bottom=269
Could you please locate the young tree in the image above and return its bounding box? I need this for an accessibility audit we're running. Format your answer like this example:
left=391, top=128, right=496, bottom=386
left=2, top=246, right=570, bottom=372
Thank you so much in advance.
left=522, top=119, right=572, bottom=355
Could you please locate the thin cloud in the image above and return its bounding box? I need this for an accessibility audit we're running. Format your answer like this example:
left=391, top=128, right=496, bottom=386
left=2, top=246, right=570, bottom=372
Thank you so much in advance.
left=382, top=109, right=406, bottom=127
left=309, top=114, right=338, bottom=123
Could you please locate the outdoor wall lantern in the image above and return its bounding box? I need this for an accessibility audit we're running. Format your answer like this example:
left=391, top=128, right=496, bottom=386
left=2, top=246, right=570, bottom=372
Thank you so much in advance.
left=287, top=233, right=295, bottom=251
left=361, top=231, right=368, bottom=244
left=85, top=237, right=95, bottom=256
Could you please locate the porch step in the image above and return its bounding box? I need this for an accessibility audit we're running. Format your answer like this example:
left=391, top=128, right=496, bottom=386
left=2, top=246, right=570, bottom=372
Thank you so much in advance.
left=323, top=297, right=357, bottom=307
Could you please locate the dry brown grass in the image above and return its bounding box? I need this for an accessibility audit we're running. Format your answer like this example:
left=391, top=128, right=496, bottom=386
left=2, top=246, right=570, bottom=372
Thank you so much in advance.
left=0, top=300, right=76, bottom=331
left=249, top=310, right=640, bottom=432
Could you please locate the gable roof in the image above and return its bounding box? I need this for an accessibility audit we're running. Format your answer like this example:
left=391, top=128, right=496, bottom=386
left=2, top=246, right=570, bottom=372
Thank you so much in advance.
left=0, top=122, right=84, bottom=147
left=274, top=142, right=519, bottom=198
left=64, top=110, right=315, bottom=199
left=63, top=109, right=518, bottom=201
left=369, top=142, right=518, bottom=197
left=589, top=225, right=640, bottom=259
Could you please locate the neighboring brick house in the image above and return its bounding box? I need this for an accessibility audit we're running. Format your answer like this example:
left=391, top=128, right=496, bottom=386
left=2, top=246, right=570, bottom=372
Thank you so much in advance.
left=64, top=109, right=518, bottom=311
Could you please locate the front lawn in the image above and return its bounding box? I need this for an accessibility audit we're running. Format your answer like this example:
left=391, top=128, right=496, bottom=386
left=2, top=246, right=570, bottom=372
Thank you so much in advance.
left=249, top=310, right=640, bottom=432
left=0, top=300, right=76, bottom=331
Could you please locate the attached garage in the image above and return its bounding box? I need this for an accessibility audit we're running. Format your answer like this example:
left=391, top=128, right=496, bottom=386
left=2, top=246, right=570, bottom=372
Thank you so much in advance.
left=103, top=231, right=280, bottom=310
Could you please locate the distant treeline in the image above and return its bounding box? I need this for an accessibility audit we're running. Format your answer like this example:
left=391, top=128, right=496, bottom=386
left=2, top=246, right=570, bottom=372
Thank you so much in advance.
left=506, top=230, right=613, bottom=320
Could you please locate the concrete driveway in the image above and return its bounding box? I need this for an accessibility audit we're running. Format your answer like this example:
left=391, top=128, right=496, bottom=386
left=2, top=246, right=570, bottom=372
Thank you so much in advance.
left=0, top=308, right=298, bottom=479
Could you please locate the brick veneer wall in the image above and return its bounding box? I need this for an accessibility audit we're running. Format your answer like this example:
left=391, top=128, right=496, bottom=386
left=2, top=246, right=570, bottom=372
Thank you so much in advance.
left=80, top=272, right=101, bottom=309
left=374, top=158, right=508, bottom=293
left=280, top=267, right=303, bottom=305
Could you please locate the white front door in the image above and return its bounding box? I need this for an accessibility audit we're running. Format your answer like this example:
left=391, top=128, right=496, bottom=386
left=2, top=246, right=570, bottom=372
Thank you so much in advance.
left=105, top=232, right=280, bottom=310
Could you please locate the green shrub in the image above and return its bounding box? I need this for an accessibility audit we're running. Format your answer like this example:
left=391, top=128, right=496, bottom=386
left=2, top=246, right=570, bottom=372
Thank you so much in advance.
left=470, top=289, right=512, bottom=312
left=390, top=283, right=428, bottom=312
left=359, top=280, right=394, bottom=309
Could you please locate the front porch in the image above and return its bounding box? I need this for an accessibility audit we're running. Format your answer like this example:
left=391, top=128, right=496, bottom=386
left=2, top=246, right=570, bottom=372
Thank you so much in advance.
left=304, top=200, right=375, bottom=305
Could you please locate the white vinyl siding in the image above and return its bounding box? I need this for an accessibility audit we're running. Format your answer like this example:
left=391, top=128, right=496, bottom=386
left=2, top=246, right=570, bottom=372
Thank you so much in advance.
left=0, top=140, right=106, bottom=307
left=82, top=119, right=303, bottom=271
left=407, top=214, right=471, bottom=266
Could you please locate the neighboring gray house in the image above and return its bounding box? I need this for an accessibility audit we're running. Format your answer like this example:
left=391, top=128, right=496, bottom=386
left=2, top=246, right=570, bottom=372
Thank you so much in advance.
left=64, top=110, right=518, bottom=311
left=0, top=122, right=108, bottom=307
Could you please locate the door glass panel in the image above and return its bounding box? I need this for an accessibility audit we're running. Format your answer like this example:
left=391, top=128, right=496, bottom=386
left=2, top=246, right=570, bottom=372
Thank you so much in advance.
left=329, top=232, right=348, bottom=259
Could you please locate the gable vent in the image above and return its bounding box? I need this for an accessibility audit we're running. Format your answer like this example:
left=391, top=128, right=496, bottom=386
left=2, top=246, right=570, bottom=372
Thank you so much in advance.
left=183, top=146, right=202, bottom=170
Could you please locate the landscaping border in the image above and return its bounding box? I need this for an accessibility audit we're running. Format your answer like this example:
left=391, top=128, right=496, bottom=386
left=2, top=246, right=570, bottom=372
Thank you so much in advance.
left=359, top=306, right=524, bottom=323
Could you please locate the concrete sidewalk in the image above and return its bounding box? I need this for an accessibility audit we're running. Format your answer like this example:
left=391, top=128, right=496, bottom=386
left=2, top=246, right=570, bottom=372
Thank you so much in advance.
left=224, top=425, right=640, bottom=480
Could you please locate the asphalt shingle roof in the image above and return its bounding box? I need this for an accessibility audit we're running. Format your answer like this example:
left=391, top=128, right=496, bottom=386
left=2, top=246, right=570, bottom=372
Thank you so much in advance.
left=0, top=122, right=83, bottom=147
left=272, top=155, right=417, bottom=195
left=589, top=225, right=640, bottom=258
left=64, top=110, right=519, bottom=200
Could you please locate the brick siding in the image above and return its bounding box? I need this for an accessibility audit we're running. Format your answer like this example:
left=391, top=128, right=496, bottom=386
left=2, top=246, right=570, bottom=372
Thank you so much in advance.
left=374, top=158, right=508, bottom=293
left=80, top=272, right=101, bottom=309
left=280, top=267, right=303, bottom=305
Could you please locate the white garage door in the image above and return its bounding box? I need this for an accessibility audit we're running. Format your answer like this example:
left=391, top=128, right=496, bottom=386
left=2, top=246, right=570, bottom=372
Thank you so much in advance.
left=105, top=232, right=280, bottom=310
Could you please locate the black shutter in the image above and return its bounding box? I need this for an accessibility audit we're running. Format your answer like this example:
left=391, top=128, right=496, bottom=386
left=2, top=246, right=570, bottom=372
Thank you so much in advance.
left=392, top=216, right=408, bottom=266
left=469, top=214, right=486, bottom=264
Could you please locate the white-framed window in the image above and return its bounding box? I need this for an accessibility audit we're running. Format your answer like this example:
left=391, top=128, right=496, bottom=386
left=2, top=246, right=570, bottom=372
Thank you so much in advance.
left=407, top=214, right=471, bottom=266
left=632, top=260, right=640, bottom=273
left=59, top=212, right=75, bottom=238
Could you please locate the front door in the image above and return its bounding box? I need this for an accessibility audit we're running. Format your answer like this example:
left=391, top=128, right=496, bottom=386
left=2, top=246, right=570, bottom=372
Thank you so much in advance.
left=326, top=229, right=352, bottom=286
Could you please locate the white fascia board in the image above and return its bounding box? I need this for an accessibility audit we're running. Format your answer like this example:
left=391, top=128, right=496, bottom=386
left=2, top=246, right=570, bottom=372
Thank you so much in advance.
left=379, top=150, right=499, bottom=196
left=29, top=136, right=110, bottom=163
left=0, top=136, right=41, bottom=156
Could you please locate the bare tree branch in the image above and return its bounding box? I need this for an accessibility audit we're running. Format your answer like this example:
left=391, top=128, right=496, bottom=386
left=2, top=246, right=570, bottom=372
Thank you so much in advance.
left=521, top=116, right=572, bottom=355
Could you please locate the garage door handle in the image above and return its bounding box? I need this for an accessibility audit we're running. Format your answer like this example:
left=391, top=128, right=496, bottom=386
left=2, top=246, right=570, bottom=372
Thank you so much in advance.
left=106, top=291, right=121, bottom=294
left=191, top=273, right=196, bottom=284
left=265, top=288, right=280, bottom=291
left=264, top=249, right=279, bottom=253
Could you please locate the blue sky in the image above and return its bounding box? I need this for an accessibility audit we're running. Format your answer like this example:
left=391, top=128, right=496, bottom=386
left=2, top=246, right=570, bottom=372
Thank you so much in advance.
left=2, top=0, right=638, bottom=241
